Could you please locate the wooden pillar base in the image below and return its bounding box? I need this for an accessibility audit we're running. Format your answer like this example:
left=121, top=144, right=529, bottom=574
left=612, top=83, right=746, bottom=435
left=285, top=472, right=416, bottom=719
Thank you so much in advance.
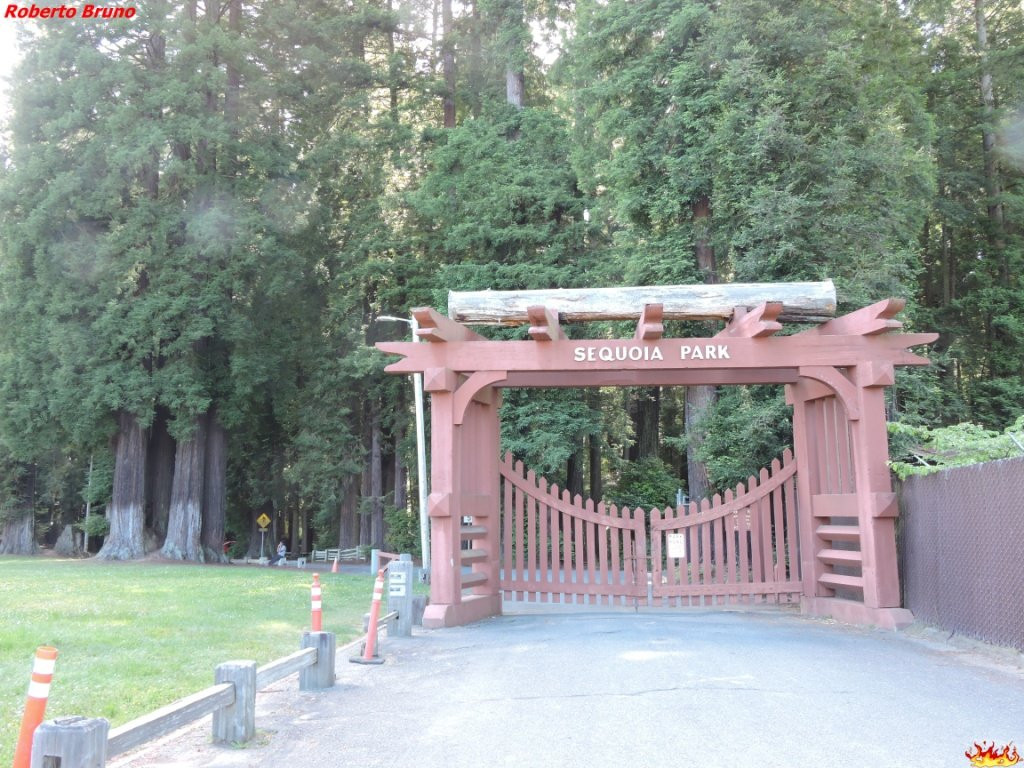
left=30, top=716, right=109, bottom=768
left=300, top=632, right=336, bottom=691
left=801, top=597, right=914, bottom=630
left=212, top=660, right=256, bottom=744
left=422, top=594, right=502, bottom=629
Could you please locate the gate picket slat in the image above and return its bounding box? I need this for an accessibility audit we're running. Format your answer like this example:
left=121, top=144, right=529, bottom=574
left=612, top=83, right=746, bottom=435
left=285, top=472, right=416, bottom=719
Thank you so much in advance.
left=737, top=502, right=751, bottom=603
left=784, top=465, right=799, bottom=582
left=503, top=466, right=513, bottom=598
left=538, top=487, right=549, bottom=603
left=679, top=510, right=690, bottom=608
left=584, top=495, right=598, bottom=605
left=609, top=504, right=622, bottom=600
left=574, top=505, right=585, bottom=605
left=526, top=479, right=541, bottom=599
left=761, top=488, right=778, bottom=599
left=713, top=491, right=732, bottom=605
left=770, top=464, right=785, bottom=584
left=597, top=497, right=610, bottom=605
left=685, top=502, right=698, bottom=606
left=517, top=471, right=530, bottom=600
left=552, top=499, right=561, bottom=602
left=651, top=509, right=663, bottom=607
left=724, top=510, right=737, bottom=604
left=617, top=505, right=628, bottom=605
left=637, top=507, right=649, bottom=607
left=565, top=505, right=573, bottom=602
left=710, top=516, right=723, bottom=606
left=750, top=493, right=765, bottom=598
left=700, top=498, right=713, bottom=606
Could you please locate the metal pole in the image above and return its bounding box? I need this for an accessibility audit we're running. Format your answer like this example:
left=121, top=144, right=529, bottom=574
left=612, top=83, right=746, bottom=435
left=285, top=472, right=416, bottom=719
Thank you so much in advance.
left=378, top=315, right=430, bottom=582
left=410, top=315, right=430, bottom=579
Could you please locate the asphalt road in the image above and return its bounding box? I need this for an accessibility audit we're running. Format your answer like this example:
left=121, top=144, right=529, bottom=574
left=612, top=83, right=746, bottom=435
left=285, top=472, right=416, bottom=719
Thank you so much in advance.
left=109, top=606, right=1024, bottom=768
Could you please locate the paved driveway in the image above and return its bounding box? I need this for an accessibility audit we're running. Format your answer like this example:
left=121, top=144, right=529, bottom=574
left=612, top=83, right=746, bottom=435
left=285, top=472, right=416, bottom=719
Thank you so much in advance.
left=110, top=606, right=1024, bottom=768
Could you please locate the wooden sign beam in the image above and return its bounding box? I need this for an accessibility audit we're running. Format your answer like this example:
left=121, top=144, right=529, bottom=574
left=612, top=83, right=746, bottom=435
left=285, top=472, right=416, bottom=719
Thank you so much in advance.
left=448, top=281, right=836, bottom=325
left=379, top=333, right=938, bottom=378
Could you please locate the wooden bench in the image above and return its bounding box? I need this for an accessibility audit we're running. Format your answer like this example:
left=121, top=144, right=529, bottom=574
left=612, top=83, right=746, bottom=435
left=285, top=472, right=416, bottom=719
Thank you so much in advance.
left=311, top=547, right=361, bottom=564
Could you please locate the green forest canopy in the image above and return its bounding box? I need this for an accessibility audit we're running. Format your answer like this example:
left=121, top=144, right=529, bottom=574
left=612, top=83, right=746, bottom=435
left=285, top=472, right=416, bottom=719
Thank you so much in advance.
left=0, top=0, right=1021, bottom=559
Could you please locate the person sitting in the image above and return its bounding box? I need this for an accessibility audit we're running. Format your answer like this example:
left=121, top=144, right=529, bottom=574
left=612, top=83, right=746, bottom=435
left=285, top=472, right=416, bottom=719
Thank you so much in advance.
left=268, top=539, right=287, bottom=565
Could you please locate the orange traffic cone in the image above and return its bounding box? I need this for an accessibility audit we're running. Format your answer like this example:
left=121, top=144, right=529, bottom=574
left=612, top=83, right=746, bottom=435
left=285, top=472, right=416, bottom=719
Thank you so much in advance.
left=13, top=646, right=58, bottom=768
left=350, top=569, right=385, bottom=665
left=331, top=554, right=339, bottom=573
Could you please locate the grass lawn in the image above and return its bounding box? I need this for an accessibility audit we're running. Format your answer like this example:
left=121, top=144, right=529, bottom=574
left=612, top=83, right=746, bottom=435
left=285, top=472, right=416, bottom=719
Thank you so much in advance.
left=0, top=556, right=377, bottom=765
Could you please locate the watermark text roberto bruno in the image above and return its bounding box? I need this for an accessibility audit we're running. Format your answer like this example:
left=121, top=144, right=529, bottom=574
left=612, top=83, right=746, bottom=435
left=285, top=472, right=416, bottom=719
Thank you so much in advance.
left=5, top=3, right=136, bottom=19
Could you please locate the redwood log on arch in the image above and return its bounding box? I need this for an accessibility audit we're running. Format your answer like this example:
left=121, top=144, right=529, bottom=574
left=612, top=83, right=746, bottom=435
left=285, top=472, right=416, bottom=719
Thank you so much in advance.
left=448, top=281, right=836, bottom=325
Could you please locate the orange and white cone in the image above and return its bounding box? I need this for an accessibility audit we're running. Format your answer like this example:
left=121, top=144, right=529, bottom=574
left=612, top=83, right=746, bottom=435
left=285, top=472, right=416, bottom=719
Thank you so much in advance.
left=331, top=554, right=339, bottom=573
left=311, top=573, right=323, bottom=631
left=12, top=646, right=58, bottom=768
left=350, top=569, right=386, bottom=665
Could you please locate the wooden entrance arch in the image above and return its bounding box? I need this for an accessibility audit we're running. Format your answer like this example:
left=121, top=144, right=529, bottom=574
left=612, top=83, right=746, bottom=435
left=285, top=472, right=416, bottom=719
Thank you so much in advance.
left=378, top=287, right=937, bottom=630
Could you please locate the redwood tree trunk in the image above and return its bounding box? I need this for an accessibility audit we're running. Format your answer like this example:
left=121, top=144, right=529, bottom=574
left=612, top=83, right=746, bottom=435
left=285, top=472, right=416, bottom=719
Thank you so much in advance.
left=588, top=433, right=602, bottom=502
left=162, top=415, right=207, bottom=561
left=566, top=448, right=585, bottom=499
left=370, top=407, right=384, bottom=549
left=98, top=411, right=148, bottom=560
left=686, top=194, right=718, bottom=502
left=442, top=0, right=455, bottom=128
left=685, top=385, right=715, bottom=503
left=0, top=514, right=35, bottom=554
left=147, top=407, right=175, bottom=542
left=975, top=0, right=1005, bottom=255
left=628, top=387, right=660, bottom=460
left=201, top=410, right=228, bottom=562
left=338, top=475, right=359, bottom=549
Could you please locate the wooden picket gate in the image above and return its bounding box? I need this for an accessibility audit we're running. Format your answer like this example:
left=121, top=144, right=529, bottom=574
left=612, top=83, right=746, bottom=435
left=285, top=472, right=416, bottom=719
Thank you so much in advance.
left=499, top=450, right=801, bottom=608
left=650, top=449, right=802, bottom=606
left=499, top=453, right=648, bottom=606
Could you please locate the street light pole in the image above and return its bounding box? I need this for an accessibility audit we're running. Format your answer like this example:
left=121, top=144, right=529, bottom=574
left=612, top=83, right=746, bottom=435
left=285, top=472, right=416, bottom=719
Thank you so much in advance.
left=378, top=315, right=430, bottom=581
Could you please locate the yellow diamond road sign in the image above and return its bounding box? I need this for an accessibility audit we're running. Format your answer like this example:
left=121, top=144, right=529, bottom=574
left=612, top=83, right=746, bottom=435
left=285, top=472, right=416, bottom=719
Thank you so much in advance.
left=256, top=513, right=271, bottom=531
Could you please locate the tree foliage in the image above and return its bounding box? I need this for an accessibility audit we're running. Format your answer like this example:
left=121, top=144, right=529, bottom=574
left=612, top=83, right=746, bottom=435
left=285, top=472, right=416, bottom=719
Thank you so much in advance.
left=0, top=0, right=1020, bottom=556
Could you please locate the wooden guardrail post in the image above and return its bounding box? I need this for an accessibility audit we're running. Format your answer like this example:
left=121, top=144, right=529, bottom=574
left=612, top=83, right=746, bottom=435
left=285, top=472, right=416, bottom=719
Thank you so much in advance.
left=29, top=716, right=108, bottom=768
left=299, top=631, right=336, bottom=691
left=211, top=660, right=256, bottom=745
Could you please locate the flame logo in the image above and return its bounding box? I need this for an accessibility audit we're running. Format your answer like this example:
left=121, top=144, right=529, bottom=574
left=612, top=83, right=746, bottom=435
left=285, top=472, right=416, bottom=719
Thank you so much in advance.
left=965, top=742, right=1021, bottom=767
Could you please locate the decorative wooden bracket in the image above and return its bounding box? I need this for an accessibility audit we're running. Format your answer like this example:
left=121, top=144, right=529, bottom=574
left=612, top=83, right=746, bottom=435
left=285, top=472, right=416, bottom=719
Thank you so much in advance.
left=801, top=298, right=904, bottom=337
left=453, top=370, right=507, bottom=425
left=798, top=366, right=861, bottom=420
left=527, top=306, right=567, bottom=341
left=412, top=307, right=485, bottom=343
left=718, top=302, right=783, bottom=338
left=634, top=303, right=664, bottom=341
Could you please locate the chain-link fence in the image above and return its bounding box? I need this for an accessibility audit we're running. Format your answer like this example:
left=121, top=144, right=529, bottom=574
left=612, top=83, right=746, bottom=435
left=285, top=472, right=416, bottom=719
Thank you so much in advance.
left=899, top=456, right=1024, bottom=651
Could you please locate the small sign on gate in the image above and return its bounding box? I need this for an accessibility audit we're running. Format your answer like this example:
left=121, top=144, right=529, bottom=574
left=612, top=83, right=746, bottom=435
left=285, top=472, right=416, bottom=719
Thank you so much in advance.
left=666, top=533, right=686, bottom=559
